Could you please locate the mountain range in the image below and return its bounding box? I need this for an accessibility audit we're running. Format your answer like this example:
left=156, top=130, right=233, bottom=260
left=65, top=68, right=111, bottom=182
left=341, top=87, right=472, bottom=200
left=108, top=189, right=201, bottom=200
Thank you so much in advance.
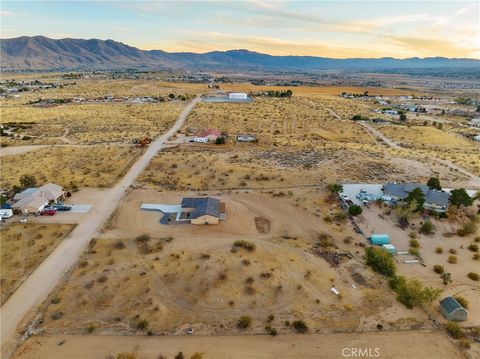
left=1, top=36, right=479, bottom=71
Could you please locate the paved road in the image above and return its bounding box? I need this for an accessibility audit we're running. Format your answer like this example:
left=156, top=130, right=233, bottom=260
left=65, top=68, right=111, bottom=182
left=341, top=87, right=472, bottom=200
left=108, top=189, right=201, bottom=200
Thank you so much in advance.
left=0, top=97, right=201, bottom=358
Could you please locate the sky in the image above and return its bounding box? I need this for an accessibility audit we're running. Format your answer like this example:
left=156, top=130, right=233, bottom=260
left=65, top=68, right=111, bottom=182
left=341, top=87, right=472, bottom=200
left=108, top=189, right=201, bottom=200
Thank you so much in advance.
left=1, top=0, right=479, bottom=59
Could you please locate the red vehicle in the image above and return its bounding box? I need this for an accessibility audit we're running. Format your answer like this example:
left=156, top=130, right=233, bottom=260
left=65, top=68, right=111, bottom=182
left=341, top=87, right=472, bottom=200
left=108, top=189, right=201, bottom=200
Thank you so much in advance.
left=40, top=209, right=56, bottom=216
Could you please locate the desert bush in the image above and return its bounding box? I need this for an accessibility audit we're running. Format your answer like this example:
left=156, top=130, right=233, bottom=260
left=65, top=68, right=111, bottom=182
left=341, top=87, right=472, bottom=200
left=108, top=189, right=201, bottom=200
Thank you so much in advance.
left=51, top=295, right=61, bottom=304
left=409, top=248, right=419, bottom=256
left=137, top=319, right=149, bottom=330
left=265, top=325, right=277, bottom=336
left=467, top=272, right=479, bottom=281
left=445, top=322, right=464, bottom=339
left=433, top=265, right=444, bottom=274
left=50, top=311, right=64, bottom=320
left=114, top=240, right=125, bottom=249
left=459, top=339, right=471, bottom=349
left=389, top=275, right=442, bottom=308
left=409, top=239, right=420, bottom=248
left=453, top=296, right=469, bottom=309
left=237, top=315, right=252, bottom=329
left=333, top=211, right=348, bottom=221
left=420, top=221, right=433, bottom=234
left=449, top=248, right=457, bottom=254
left=448, top=255, right=458, bottom=264
left=457, top=221, right=477, bottom=237
left=473, top=253, right=480, bottom=260
left=233, top=240, right=256, bottom=252
left=174, top=353, right=184, bottom=359
left=365, top=247, right=396, bottom=277
left=116, top=353, right=136, bottom=359
left=135, top=234, right=150, bottom=243
left=435, top=247, right=443, bottom=254
left=292, top=320, right=308, bottom=333
left=468, top=243, right=479, bottom=252
left=86, top=324, right=96, bottom=333
left=190, top=353, right=203, bottom=359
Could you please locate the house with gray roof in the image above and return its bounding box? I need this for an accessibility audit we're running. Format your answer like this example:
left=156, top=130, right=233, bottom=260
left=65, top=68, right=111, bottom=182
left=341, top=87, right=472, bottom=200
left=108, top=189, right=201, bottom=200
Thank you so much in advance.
left=439, top=296, right=468, bottom=321
left=180, top=197, right=226, bottom=224
left=382, top=182, right=450, bottom=212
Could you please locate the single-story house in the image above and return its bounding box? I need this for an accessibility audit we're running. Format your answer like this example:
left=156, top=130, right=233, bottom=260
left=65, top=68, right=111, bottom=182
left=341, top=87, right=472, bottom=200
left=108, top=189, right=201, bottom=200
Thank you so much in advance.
left=197, top=129, right=222, bottom=142
left=180, top=197, right=226, bottom=225
left=382, top=182, right=450, bottom=212
left=12, top=183, right=65, bottom=214
left=439, top=296, right=468, bottom=321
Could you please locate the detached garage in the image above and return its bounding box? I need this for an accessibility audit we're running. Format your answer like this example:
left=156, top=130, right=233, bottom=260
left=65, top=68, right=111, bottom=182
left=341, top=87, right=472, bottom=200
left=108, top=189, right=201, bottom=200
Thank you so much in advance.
left=439, top=296, right=468, bottom=321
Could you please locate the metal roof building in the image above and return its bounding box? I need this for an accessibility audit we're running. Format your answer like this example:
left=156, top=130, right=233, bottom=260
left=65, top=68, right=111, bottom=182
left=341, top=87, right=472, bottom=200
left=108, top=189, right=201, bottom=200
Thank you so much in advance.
left=439, top=296, right=468, bottom=321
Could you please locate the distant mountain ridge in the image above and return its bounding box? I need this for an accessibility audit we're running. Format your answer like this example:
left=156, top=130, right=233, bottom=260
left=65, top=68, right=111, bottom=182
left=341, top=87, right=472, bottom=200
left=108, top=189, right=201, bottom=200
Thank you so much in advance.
left=1, top=36, right=479, bottom=71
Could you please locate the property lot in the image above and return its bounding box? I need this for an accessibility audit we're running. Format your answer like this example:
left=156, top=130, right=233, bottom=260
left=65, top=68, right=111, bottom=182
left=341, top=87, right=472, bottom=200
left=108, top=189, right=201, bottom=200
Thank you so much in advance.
left=31, top=188, right=429, bottom=341
left=0, top=223, right=76, bottom=305
left=13, top=330, right=463, bottom=359
left=355, top=204, right=480, bottom=327
left=0, top=145, right=143, bottom=188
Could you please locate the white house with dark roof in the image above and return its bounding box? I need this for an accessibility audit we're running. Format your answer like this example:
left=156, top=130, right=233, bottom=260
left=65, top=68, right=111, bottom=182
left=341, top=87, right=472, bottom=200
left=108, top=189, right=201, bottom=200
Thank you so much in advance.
left=382, top=182, right=450, bottom=212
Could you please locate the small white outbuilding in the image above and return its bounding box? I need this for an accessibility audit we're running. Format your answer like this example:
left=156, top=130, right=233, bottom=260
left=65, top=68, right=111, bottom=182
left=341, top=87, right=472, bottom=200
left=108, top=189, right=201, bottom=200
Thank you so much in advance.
left=229, top=92, right=248, bottom=100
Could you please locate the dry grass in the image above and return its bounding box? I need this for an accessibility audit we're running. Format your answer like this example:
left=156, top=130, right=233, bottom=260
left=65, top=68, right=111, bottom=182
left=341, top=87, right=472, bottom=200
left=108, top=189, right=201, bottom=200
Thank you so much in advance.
left=1, top=102, right=185, bottom=145
left=1, top=145, right=143, bottom=188
left=0, top=223, right=76, bottom=305
left=186, top=97, right=374, bottom=147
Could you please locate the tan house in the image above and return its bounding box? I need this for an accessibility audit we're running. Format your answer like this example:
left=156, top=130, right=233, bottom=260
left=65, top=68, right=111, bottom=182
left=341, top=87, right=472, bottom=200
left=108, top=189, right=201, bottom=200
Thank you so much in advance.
left=180, top=197, right=225, bottom=225
left=12, top=183, right=65, bottom=214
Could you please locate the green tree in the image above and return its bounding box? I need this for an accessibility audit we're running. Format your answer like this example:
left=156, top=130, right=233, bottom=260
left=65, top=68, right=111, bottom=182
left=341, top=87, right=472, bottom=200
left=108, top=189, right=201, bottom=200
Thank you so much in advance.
left=390, top=275, right=441, bottom=308
left=450, top=188, right=474, bottom=208
left=440, top=272, right=452, bottom=285
left=421, top=286, right=442, bottom=304
left=285, top=89, right=293, bottom=97
left=351, top=115, right=363, bottom=121
left=327, top=183, right=343, bottom=194
left=427, top=177, right=442, bottom=190
left=399, top=113, right=407, bottom=121
left=407, top=188, right=425, bottom=211
left=19, top=174, right=37, bottom=189
left=348, top=205, right=363, bottom=216
left=365, top=247, right=396, bottom=277
left=215, top=137, right=225, bottom=145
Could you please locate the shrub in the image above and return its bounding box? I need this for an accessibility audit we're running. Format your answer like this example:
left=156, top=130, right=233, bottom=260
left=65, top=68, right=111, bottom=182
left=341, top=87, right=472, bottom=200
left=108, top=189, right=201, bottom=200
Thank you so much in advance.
left=114, top=240, right=125, bottom=249
left=459, top=339, right=471, bottom=349
left=453, top=296, right=469, bottom=309
left=448, top=255, right=458, bottom=264
left=86, top=324, right=96, bottom=333
left=50, top=311, right=64, bottom=320
left=116, top=353, right=137, bottom=359
left=433, top=265, right=444, bottom=274
left=445, top=322, right=464, bottom=339
left=190, top=353, right=203, bottom=359
left=449, top=248, right=457, bottom=254
left=409, top=239, right=419, bottom=248
left=467, top=272, right=479, bottom=281
left=473, top=253, right=480, bottom=260
left=468, top=243, right=479, bottom=252
left=174, top=353, right=184, bottom=359
left=408, top=248, right=419, bottom=256
left=348, top=205, right=362, bottom=216
left=457, top=221, right=477, bottom=237
left=51, top=296, right=61, bottom=304
left=265, top=325, right=277, bottom=336
left=233, top=240, right=256, bottom=252
left=135, top=234, right=150, bottom=243
left=137, top=319, right=149, bottom=330
left=435, top=247, right=443, bottom=254
left=419, top=221, right=433, bottom=234
left=237, top=315, right=252, bottom=329
left=292, top=320, right=308, bottom=333
left=365, top=247, right=396, bottom=277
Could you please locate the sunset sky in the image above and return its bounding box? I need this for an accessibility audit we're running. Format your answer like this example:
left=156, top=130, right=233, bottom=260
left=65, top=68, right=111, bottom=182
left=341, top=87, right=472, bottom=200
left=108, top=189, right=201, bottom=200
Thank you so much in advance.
left=1, top=0, right=479, bottom=58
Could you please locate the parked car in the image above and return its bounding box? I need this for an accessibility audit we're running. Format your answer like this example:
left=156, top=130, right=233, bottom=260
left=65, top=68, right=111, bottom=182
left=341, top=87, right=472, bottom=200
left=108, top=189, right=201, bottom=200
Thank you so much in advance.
left=45, top=205, right=71, bottom=211
left=40, top=209, right=56, bottom=216
left=20, top=218, right=28, bottom=223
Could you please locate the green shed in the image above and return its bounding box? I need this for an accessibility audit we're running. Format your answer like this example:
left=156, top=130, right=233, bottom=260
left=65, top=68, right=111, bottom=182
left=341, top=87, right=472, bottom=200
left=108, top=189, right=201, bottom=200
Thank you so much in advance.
left=370, top=234, right=390, bottom=245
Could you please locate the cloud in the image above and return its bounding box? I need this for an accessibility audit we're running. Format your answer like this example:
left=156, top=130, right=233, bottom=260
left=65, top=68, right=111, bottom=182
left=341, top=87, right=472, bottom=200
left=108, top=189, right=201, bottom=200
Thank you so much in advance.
left=385, top=35, right=479, bottom=58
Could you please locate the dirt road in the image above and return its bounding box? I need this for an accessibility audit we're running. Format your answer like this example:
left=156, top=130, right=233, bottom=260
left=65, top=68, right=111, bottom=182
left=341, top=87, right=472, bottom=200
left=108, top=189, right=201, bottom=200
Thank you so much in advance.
left=13, top=330, right=463, bottom=359
left=0, top=97, right=201, bottom=358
